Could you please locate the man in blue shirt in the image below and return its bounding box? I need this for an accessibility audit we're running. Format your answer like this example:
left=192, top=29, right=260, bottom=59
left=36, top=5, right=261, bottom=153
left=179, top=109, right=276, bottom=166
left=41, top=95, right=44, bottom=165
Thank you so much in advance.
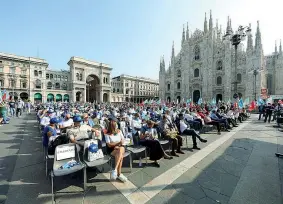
left=210, top=110, right=230, bottom=131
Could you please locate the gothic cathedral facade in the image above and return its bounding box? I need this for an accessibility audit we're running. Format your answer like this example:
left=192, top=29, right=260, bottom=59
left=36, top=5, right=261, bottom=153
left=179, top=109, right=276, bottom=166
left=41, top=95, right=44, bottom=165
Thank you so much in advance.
left=159, top=11, right=282, bottom=103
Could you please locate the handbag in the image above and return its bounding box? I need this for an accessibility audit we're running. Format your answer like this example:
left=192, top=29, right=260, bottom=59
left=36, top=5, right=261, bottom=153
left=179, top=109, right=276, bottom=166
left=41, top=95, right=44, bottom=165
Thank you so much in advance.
left=166, top=130, right=178, bottom=139
left=85, top=139, right=104, bottom=162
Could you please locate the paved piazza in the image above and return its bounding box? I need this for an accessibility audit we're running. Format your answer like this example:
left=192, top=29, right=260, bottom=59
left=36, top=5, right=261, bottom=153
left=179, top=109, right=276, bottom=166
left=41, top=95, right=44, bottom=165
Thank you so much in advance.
left=0, top=113, right=283, bottom=204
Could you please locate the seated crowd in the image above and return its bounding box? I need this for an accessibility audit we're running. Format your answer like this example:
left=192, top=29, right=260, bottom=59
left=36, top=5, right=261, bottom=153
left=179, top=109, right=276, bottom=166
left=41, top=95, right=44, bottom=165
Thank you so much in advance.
left=37, top=102, right=249, bottom=183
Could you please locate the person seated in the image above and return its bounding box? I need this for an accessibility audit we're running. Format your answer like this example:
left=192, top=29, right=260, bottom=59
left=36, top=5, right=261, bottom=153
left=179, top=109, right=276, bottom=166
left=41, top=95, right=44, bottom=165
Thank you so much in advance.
left=59, top=113, right=74, bottom=132
left=67, top=116, right=100, bottom=152
left=216, top=109, right=238, bottom=127
left=178, top=114, right=207, bottom=150
left=104, top=117, right=128, bottom=182
left=200, top=112, right=221, bottom=135
left=140, top=120, right=173, bottom=167
left=81, top=113, right=95, bottom=127
left=131, top=113, right=142, bottom=134
left=184, top=110, right=201, bottom=130
left=159, top=115, right=184, bottom=156
left=210, top=110, right=230, bottom=131
left=40, top=110, right=55, bottom=128
left=42, top=118, right=61, bottom=148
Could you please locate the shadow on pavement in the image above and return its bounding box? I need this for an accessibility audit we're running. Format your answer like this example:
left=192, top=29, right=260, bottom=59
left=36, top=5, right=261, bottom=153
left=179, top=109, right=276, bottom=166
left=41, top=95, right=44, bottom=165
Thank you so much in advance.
left=1, top=115, right=282, bottom=204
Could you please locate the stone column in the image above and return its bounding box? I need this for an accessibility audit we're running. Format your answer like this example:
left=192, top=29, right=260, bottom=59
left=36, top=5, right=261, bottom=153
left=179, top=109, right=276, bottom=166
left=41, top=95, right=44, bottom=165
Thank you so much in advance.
left=83, top=88, right=86, bottom=102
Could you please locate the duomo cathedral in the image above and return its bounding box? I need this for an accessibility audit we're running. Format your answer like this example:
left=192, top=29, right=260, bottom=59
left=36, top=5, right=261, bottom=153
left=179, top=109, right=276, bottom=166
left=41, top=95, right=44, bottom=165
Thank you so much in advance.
left=159, top=11, right=283, bottom=103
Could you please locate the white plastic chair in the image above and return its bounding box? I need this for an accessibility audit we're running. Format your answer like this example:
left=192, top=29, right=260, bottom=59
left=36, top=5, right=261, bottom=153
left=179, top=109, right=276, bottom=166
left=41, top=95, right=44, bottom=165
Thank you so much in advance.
left=50, top=143, right=85, bottom=204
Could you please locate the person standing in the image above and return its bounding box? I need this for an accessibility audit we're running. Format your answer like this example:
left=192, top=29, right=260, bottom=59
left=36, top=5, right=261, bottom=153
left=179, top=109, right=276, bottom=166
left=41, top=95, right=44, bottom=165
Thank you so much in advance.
left=9, top=100, right=16, bottom=117
left=16, top=99, right=24, bottom=117
left=264, top=103, right=273, bottom=123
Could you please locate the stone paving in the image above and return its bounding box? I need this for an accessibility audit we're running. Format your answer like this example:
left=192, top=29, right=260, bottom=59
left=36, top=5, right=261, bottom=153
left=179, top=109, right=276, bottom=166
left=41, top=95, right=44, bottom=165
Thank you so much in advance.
left=0, top=113, right=282, bottom=204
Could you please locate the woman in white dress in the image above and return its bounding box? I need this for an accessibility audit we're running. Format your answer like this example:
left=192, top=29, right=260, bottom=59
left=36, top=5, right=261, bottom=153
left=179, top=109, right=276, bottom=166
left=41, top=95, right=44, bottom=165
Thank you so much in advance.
left=105, top=117, right=128, bottom=182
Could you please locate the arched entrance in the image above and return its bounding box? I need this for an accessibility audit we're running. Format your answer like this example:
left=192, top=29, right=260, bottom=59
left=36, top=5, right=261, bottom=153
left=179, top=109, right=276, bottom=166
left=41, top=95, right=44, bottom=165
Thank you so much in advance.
left=47, top=93, right=54, bottom=102
left=103, top=93, right=108, bottom=102
left=176, top=96, right=181, bottom=103
left=125, top=97, right=129, bottom=102
left=76, top=92, right=82, bottom=102
left=20, top=92, right=29, bottom=101
left=56, top=94, right=62, bottom=102
left=216, top=94, right=223, bottom=103
left=64, top=94, right=69, bottom=102
left=86, top=75, right=100, bottom=102
left=167, top=96, right=171, bottom=103
left=34, top=93, right=42, bottom=103
left=193, top=90, right=200, bottom=103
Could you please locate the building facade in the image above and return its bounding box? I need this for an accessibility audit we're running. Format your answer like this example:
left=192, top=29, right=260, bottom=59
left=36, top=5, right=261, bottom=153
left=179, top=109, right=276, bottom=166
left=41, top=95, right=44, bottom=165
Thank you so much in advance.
left=0, top=53, right=112, bottom=103
left=158, top=11, right=283, bottom=103
left=111, top=74, right=159, bottom=103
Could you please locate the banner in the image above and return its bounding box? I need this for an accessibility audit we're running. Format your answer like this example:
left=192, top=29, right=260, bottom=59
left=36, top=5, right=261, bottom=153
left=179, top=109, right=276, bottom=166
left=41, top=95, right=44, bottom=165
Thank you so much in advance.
left=56, top=145, right=75, bottom=161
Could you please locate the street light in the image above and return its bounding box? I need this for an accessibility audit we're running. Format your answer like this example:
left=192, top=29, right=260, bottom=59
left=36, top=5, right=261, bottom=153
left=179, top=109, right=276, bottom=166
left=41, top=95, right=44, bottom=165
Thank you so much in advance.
left=223, top=25, right=251, bottom=99
left=249, top=68, right=263, bottom=100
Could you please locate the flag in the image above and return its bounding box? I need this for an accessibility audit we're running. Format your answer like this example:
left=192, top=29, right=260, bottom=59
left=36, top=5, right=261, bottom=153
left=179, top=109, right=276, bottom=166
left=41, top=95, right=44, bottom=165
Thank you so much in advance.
left=0, top=90, right=2, bottom=102
left=1, top=89, right=7, bottom=101
left=197, top=98, right=202, bottom=105
left=156, top=99, right=161, bottom=105
left=238, top=98, right=244, bottom=109
left=257, top=97, right=265, bottom=106
left=186, top=98, right=191, bottom=104
left=243, top=98, right=250, bottom=106
left=249, top=101, right=256, bottom=111
left=266, top=96, right=273, bottom=104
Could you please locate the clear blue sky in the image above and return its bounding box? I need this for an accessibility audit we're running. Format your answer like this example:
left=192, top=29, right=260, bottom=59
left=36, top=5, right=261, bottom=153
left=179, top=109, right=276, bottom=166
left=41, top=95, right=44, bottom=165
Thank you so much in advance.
left=1, top=0, right=282, bottom=79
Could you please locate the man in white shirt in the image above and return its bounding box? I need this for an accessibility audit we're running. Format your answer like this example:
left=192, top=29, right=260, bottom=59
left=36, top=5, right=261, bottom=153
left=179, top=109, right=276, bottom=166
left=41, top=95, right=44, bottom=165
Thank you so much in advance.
left=59, top=113, right=73, bottom=130
left=178, top=113, right=207, bottom=150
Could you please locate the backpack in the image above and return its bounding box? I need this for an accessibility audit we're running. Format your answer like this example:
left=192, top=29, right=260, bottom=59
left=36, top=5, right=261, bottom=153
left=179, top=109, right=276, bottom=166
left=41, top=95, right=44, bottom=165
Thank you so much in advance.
left=48, top=135, right=69, bottom=155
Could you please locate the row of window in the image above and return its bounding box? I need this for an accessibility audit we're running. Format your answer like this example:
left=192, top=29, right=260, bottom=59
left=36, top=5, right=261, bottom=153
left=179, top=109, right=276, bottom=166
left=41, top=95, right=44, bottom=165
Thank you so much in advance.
left=112, top=88, right=158, bottom=95
left=46, top=73, right=68, bottom=81
left=0, top=79, right=27, bottom=89
left=34, top=79, right=68, bottom=90
left=166, top=74, right=242, bottom=91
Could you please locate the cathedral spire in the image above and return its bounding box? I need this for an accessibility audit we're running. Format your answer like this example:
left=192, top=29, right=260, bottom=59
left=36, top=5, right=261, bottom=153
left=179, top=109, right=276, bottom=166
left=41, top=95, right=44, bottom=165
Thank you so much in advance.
left=171, top=41, right=175, bottom=65
left=159, top=55, right=165, bottom=72
left=204, top=12, right=208, bottom=33
left=186, top=22, right=189, bottom=41
left=218, top=24, right=222, bottom=40
left=247, top=23, right=253, bottom=52
left=226, top=16, right=231, bottom=34
left=255, top=20, right=262, bottom=51
left=209, top=10, right=213, bottom=31
left=182, top=24, right=185, bottom=45
left=275, top=41, right=278, bottom=54
left=280, top=40, right=282, bottom=54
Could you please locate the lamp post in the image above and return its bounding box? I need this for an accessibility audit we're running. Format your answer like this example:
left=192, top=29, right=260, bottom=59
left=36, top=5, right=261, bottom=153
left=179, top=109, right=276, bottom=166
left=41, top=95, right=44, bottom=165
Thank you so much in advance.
left=253, top=69, right=258, bottom=100
left=223, top=25, right=251, bottom=99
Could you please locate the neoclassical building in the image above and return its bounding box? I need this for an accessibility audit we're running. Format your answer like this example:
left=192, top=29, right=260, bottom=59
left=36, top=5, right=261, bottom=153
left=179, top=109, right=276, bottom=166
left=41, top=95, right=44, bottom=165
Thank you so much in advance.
left=159, top=11, right=283, bottom=103
left=0, top=52, right=112, bottom=103
left=111, top=74, right=159, bottom=103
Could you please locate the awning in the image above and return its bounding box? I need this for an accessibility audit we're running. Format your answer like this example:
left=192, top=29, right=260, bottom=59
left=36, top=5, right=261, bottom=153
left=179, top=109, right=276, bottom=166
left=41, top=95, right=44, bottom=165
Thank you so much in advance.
left=34, top=93, right=42, bottom=99
left=56, top=94, right=62, bottom=100
left=64, top=94, right=69, bottom=100
left=47, top=94, right=54, bottom=99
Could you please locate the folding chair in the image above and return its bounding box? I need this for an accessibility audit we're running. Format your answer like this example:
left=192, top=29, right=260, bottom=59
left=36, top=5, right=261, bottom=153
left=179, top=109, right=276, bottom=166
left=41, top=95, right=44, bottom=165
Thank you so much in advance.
left=82, top=139, right=111, bottom=190
left=126, top=131, right=148, bottom=166
left=50, top=143, right=85, bottom=204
